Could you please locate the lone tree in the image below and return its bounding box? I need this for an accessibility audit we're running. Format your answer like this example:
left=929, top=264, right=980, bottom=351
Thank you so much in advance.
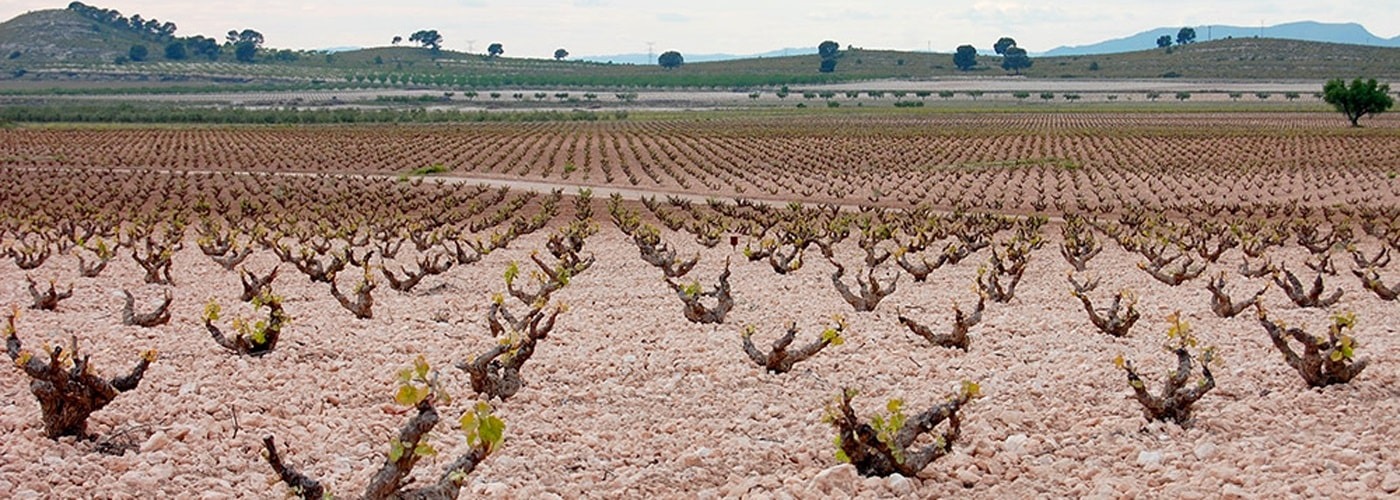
left=953, top=44, right=977, bottom=71
left=392, top=35, right=402, bottom=45
left=487, top=42, right=504, bottom=58
left=1156, top=35, right=1173, bottom=48
left=128, top=44, right=148, bottom=62
left=658, top=50, right=684, bottom=69
left=554, top=48, right=569, bottom=60
left=409, top=30, right=442, bottom=52
left=227, top=29, right=264, bottom=63
left=1177, top=27, right=1196, bottom=45
left=1001, top=46, right=1032, bottom=74
left=819, top=40, right=840, bottom=73
left=993, top=37, right=1017, bottom=55
left=1323, top=78, right=1394, bottom=126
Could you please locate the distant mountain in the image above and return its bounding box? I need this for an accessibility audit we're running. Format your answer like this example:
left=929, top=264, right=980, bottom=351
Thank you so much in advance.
left=1044, top=21, right=1400, bottom=56
left=320, top=46, right=362, bottom=54
left=576, top=47, right=814, bottom=65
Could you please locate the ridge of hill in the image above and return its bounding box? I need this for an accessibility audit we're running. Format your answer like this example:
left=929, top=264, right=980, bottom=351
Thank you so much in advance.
left=4, top=7, right=1400, bottom=88
left=1045, top=21, right=1400, bottom=56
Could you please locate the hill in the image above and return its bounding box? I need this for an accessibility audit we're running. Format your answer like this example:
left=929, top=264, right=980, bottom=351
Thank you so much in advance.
left=576, top=48, right=816, bottom=65
left=0, top=8, right=156, bottom=62
left=1045, top=21, right=1400, bottom=56
left=4, top=7, right=1400, bottom=91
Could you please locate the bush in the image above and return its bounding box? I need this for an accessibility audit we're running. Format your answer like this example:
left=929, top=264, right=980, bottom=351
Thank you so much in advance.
left=825, top=383, right=980, bottom=477
left=128, top=44, right=148, bottom=62
left=1114, top=312, right=1215, bottom=425
left=265, top=357, right=503, bottom=499
left=1256, top=307, right=1368, bottom=387
left=5, top=311, right=157, bottom=438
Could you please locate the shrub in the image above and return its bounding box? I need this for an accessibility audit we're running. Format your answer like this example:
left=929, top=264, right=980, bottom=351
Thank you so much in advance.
left=1256, top=307, right=1367, bottom=387
left=741, top=316, right=846, bottom=373
left=265, top=357, right=502, bottom=499
left=1272, top=265, right=1342, bottom=308
left=122, top=289, right=173, bottom=327
left=898, top=292, right=984, bottom=350
left=1069, top=275, right=1140, bottom=337
left=204, top=289, right=289, bottom=356
left=5, top=310, right=156, bottom=438
left=665, top=258, right=734, bottom=323
left=825, top=382, right=980, bottom=477
left=26, top=277, right=72, bottom=311
left=1114, top=312, right=1215, bottom=425
left=1205, top=272, right=1265, bottom=318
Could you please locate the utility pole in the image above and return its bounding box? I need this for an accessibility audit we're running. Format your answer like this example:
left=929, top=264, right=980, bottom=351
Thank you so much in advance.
left=466, top=40, right=476, bottom=54
left=646, top=41, right=656, bottom=65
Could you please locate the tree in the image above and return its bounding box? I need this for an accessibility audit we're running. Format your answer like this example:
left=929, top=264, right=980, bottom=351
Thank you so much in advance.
left=226, top=29, right=264, bottom=47
left=156, top=21, right=177, bottom=39
left=953, top=45, right=977, bottom=71
left=818, top=40, right=840, bottom=73
left=234, top=42, right=257, bottom=63
left=487, top=43, right=504, bottom=58
left=554, top=48, right=569, bottom=60
left=658, top=50, right=683, bottom=69
left=164, top=41, right=186, bottom=60
left=392, top=35, right=402, bottom=45
left=186, top=36, right=220, bottom=60
left=227, top=29, right=264, bottom=63
left=1001, top=47, right=1032, bottom=74
left=1177, top=27, right=1196, bottom=45
left=1322, top=78, right=1395, bottom=127
left=1156, top=35, right=1173, bottom=48
left=127, top=44, right=148, bottom=62
left=409, top=30, right=443, bottom=52
left=993, top=37, right=1017, bottom=55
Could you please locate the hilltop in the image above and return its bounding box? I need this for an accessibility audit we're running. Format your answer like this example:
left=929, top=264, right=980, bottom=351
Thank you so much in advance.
left=0, top=8, right=156, bottom=62
left=1045, top=21, right=1400, bottom=56
left=3, top=6, right=1400, bottom=91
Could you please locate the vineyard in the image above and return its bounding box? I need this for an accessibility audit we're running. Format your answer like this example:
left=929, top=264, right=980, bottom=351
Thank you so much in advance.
left=1, top=112, right=1398, bottom=497
left=3, top=112, right=1398, bottom=218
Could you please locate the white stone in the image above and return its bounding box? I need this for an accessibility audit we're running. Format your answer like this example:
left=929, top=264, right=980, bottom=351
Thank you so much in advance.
left=1222, top=484, right=1249, bottom=499
left=887, top=474, right=914, bottom=496
left=1193, top=442, right=1217, bottom=460
left=1003, top=433, right=1030, bottom=457
left=472, top=482, right=509, bottom=495
left=1137, top=450, right=1163, bottom=466
left=956, top=468, right=980, bottom=487
left=1381, top=471, right=1400, bottom=493
left=141, top=431, right=172, bottom=453
left=811, top=464, right=858, bottom=495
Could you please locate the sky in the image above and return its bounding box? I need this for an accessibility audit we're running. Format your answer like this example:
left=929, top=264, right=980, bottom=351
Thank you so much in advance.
left=4, top=0, right=1397, bottom=58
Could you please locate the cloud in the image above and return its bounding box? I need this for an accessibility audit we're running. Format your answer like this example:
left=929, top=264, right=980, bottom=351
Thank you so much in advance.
left=656, top=12, right=690, bottom=23
left=806, top=9, right=888, bottom=22
left=962, top=1, right=1066, bottom=25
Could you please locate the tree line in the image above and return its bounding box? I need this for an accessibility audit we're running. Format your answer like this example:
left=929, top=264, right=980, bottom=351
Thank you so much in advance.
left=0, top=104, right=623, bottom=124
left=68, top=2, right=268, bottom=63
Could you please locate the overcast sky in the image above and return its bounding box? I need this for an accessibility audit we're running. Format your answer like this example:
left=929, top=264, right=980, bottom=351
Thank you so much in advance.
left=5, top=1, right=1397, bottom=57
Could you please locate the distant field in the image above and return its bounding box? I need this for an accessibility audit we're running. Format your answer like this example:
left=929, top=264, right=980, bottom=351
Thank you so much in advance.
left=4, top=111, right=1396, bottom=215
